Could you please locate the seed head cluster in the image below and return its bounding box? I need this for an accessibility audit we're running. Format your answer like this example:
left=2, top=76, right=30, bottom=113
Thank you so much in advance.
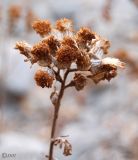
left=15, top=18, right=124, bottom=90
left=15, top=18, right=125, bottom=159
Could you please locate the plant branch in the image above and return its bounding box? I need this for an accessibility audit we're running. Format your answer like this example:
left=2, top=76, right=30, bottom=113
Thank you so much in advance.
left=65, top=81, right=75, bottom=89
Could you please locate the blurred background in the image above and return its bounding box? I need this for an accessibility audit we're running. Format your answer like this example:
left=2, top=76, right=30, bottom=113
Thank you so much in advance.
left=0, top=0, right=138, bottom=159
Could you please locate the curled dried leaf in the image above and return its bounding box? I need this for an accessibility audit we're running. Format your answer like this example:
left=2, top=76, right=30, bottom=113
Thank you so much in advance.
left=53, top=137, right=72, bottom=156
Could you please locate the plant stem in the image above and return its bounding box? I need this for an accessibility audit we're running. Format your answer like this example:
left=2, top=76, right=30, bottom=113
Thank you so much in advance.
left=48, top=69, right=69, bottom=160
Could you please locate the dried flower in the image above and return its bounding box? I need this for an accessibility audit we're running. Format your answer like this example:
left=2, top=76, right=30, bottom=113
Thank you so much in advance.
left=56, top=18, right=73, bottom=32
left=61, top=36, right=77, bottom=49
left=53, top=137, right=72, bottom=156
left=15, top=41, right=31, bottom=58
left=76, top=27, right=95, bottom=48
left=76, top=51, right=91, bottom=71
left=32, top=20, right=51, bottom=37
left=73, top=73, right=87, bottom=91
left=56, top=46, right=78, bottom=69
left=42, top=36, right=60, bottom=56
left=34, top=70, right=54, bottom=88
left=31, top=41, right=52, bottom=66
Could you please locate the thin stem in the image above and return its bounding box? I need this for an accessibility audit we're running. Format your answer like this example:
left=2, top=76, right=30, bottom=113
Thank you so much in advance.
left=65, top=81, right=75, bottom=89
left=48, top=69, right=70, bottom=160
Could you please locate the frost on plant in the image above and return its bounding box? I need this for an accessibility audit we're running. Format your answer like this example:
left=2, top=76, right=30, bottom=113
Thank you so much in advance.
left=15, top=18, right=124, bottom=160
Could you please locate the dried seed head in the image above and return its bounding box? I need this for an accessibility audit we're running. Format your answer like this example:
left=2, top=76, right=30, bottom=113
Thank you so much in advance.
left=32, top=20, right=51, bottom=37
left=8, top=5, right=21, bottom=20
left=34, top=70, right=54, bottom=88
left=76, top=51, right=91, bottom=71
left=88, top=64, right=118, bottom=83
left=61, top=36, right=77, bottom=49
left=56, top=46, right=77, bottom=69
left=42, top=36, right=60, bottom=56
left=15, top=41, right=31, bottom=58
left=53, top=137, right=72, bottom=156
left=76, top=27, right=95, bottom=47
left=31, top=41, right=52, bottom=66
left=56, top=18, right=73, bottom=32
left=8, top=5, right=21, bottom=33
left=74, top=73, right=87, bottom=91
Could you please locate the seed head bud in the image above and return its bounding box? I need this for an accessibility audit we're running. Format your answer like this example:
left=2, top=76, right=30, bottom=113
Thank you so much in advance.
left=34, top=70, right=54, bottom=88
left=50, top=91, right=58, bottom=106
left=32, top=20, right=51, bottom=37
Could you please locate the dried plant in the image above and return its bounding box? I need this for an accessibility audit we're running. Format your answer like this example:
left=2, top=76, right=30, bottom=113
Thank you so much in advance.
left=8, top=5, right=22, bottom=33
left=15, top=18, right=124, bottom=160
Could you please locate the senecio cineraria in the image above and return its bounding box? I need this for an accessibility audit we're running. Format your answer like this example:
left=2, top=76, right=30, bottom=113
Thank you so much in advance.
left=15, top=18, right=125, bottom=160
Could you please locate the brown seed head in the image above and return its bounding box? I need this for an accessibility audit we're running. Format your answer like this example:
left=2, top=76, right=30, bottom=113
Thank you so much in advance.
left=8, top=5, right=21, bottom=20
left=56, top=18, right=73, bottom=32
left=89, top=64, right=117, bottom=83
left=34, top=70, right=54, bottom=88
left=42, top=36, right=60, bottom=56
left=56, top=46, right=77, bottom=69
left=74, top=73, right=87, bottom=91
left=15, top=41, right=31, bottom=58
left=61, top=36, right=77, bottom=49
left=31, top=41, right=51, bottom=65
left=76, top=27, right=95, bottom=47
left=76, top=51, right=91, bottom=71
left=32, top=20, right=51, bottom=37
